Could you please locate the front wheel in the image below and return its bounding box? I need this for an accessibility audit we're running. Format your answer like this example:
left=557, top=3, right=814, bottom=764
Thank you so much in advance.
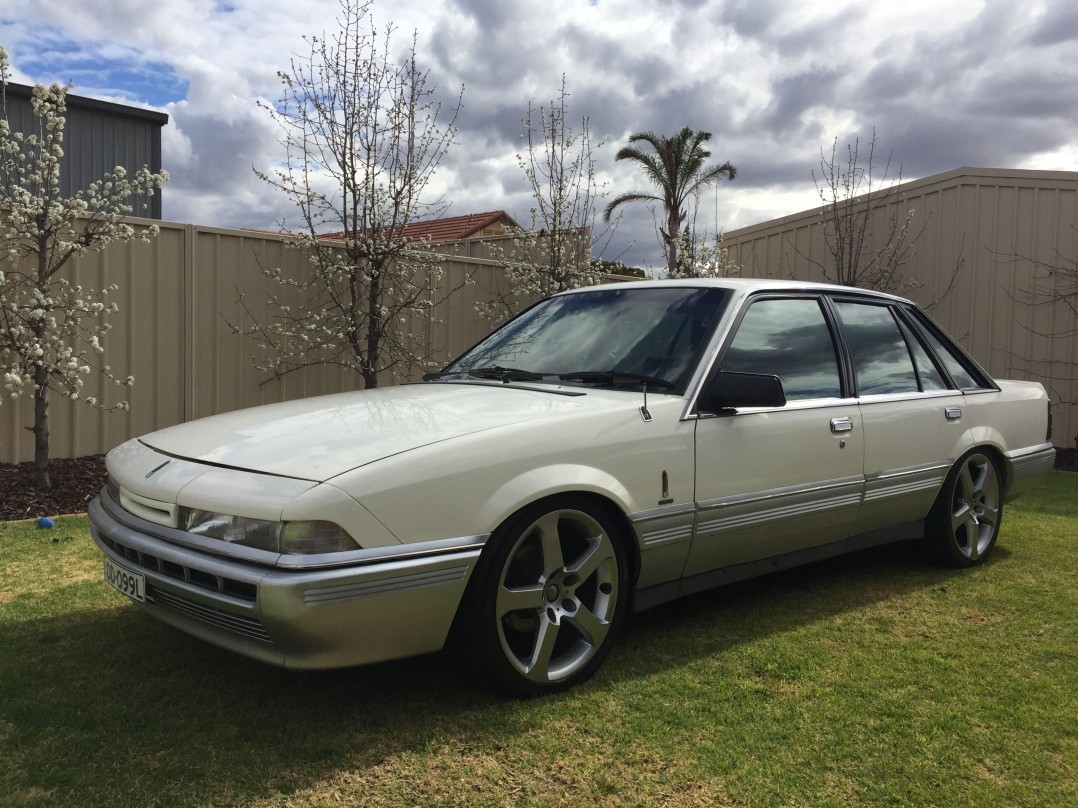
left=927, top=450, right=1003, bottom=567
left=465, top=496, right=629, bottom=696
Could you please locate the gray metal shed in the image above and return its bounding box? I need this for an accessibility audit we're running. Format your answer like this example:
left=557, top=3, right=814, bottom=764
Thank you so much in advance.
left=3, top=81, right=167, bottom=219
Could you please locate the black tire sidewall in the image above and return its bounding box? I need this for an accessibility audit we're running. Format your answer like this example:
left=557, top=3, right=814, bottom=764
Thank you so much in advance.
left=464, top=494, right=630, bottom=697
left=929, top=450, right=1003, bottom=568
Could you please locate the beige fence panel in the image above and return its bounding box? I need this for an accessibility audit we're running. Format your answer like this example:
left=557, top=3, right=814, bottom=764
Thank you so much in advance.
left=2, top=222, right=189, bottom=464
left=723, top=167, right=1078, bottom=448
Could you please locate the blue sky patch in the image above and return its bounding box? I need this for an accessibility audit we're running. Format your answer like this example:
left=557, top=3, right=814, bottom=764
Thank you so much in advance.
left=12, top=34, right=187, bottom=108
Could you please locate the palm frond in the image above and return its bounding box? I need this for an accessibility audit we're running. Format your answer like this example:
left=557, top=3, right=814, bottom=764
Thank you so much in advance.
left=602, top=191, right=662, bottom=223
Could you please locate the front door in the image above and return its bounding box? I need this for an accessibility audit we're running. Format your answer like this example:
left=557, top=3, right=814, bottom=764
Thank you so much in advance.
left=686, top=296, right=863, bottom=576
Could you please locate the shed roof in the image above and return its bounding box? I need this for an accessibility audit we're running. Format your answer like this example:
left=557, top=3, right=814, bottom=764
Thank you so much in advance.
left=4, top=81, right=169, bottom=126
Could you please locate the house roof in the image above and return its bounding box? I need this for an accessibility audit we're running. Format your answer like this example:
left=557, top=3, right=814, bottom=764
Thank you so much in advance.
left=392, top=211, right=521, bottom=243
left=246, top=211, right=521, bottom=245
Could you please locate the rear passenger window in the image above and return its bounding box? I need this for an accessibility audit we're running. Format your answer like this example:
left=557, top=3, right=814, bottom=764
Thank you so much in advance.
left=722, top=298, right=842, bottom=400
left=918, top=329, right=979, bottom=389
left=906, top=334, right=949, bottom=391
left=834, top=302, right=918, bottom=395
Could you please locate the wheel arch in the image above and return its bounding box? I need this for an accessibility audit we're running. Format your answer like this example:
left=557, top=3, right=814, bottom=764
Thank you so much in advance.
left=472, top=464, right=638, bottom=564
left=479, top=488, right=641, bottom=591
left=954, top=431, right=1011, bottom=495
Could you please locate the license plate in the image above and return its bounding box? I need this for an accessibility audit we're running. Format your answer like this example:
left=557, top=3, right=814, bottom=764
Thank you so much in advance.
left=104, top=556, right=146, bottom=602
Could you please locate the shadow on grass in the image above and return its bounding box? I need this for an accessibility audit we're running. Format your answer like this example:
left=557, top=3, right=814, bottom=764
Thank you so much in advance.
left=0, top=596, right=506, bottom=805
left=0, top=539, right=1002, bottom=806
left=606, top=540, right=1010, bottom=683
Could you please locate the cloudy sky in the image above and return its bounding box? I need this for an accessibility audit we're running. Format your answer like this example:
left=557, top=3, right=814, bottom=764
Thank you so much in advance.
left=2, top=0, right=1077, bottom=270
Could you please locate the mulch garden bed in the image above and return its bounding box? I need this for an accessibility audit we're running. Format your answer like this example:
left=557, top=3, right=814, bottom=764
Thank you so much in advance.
left=2, top=448, right=1077, bottom=522
left=1, top=454, right=108, bottom=522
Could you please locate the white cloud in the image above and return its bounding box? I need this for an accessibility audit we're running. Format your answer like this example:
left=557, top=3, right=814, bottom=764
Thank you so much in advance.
left=2, top=0, right=1077, bottom=266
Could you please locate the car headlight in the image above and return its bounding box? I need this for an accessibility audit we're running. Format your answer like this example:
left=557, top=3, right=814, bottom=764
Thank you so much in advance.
left=180, top=509, right=360, bottom=554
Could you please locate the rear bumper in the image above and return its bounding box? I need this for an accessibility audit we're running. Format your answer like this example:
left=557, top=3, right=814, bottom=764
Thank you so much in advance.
left=88, top=492, right=483, bottom=669
left=1004, top=443, right=1057, bottom=501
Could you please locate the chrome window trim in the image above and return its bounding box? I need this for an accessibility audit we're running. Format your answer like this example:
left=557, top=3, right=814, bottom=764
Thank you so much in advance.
left=691, top=396, right=857, bottom=420
left=854, top=390, right=966, bottom=405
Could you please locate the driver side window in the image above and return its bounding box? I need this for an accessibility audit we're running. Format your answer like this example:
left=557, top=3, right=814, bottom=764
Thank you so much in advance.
left=722, top=298, right=842, bottom=400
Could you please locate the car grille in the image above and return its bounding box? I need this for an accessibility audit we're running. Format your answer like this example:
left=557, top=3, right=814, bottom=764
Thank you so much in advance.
left=99, top=533, right=258, bottom=603
left=147, top=587, right=272, bottom=643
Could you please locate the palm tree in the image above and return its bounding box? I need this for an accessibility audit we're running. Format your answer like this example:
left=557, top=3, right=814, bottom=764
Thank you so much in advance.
left=603, top=128, right=736, bottom=275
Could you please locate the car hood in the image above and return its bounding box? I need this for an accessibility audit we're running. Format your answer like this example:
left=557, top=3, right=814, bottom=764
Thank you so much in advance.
left=140, top=382, right=608, bottom=482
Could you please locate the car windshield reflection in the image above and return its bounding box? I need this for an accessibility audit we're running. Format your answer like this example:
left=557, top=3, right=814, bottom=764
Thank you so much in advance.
left=440, top=286, right=731, bottom=392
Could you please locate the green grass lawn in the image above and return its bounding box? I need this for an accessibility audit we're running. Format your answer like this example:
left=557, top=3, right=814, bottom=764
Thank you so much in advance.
left=1, top=475, right=1075, bottom=807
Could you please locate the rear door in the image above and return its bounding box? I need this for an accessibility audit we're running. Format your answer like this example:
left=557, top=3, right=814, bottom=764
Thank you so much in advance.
left=830, top=299, right=972, bottom=535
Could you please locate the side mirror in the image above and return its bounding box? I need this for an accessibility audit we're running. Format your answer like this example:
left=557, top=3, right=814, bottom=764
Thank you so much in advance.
left=698, top=371, right=786, bottom=412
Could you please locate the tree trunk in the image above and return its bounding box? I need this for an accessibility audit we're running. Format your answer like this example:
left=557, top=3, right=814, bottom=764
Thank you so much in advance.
left=363, top=268, right=382, bottom=389
left=32, top=350, right=51, bottom=491
left=666, top=210, right=680, bottom=276
left=33, top=244, right=52, bottom=490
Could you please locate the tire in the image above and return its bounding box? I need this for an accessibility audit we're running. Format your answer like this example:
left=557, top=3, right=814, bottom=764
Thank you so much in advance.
left=927, top=450, right=1003, bottom=567
left=463, top=495, right=630, bottom=696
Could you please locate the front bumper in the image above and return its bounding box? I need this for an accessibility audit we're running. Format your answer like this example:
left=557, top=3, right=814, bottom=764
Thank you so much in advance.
left=88, top=490, right=484, bottom=669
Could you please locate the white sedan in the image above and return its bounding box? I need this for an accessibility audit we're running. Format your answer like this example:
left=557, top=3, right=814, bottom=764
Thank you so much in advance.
left=90, top=279, right=1056, bottom=695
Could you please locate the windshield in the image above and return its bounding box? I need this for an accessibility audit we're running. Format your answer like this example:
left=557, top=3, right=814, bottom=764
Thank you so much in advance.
left=440, top=286, right=731, bottom=392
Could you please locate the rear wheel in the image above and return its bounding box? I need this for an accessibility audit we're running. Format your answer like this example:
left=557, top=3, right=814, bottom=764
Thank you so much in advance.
left=928, top=450, right=1003, bottom=567
left=465, top=496, right=629, bottom=696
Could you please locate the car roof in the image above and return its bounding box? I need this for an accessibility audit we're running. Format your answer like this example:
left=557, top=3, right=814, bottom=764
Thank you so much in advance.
left=556, top=277, right=910, bottom=304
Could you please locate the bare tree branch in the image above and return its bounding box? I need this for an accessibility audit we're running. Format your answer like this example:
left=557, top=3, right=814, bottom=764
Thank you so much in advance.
left=799, top=129, right=928, bottom=294
left=481, top=76, right=617, bottom=321
left=237, top=0, right=467, bottom=389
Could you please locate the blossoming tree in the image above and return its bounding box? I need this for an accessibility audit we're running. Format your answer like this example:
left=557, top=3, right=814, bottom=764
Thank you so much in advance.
left=665, top=229, right=742, bottom=279
left=240, top=0, right=465, bottom=389
left=0, top=47, right=168, bottom=489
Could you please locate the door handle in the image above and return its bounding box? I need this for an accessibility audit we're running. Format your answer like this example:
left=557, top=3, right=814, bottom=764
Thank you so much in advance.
left=830, top=416, right=853, bottom=433
left=945, top=406, right=962, bottom=421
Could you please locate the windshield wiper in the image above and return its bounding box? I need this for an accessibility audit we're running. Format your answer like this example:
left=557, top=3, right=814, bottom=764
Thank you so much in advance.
left=466, top=366, right=544, bottom=383
left=559, top=370, right=675, bottom=389
left=422, top=366, right=552, bottom=383
left=460, top=366, right=557, bottom=383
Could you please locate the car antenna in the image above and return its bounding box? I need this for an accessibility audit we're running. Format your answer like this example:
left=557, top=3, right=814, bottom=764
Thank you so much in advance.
left=640, top=382, right=653, bottom=422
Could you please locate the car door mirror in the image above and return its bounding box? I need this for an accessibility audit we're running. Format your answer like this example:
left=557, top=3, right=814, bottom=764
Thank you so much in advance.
left=699, top=371, right=787, bottom=412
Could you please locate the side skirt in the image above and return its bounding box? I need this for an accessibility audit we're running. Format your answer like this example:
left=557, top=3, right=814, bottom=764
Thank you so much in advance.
left=632, top=520, right=925, bottom=613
